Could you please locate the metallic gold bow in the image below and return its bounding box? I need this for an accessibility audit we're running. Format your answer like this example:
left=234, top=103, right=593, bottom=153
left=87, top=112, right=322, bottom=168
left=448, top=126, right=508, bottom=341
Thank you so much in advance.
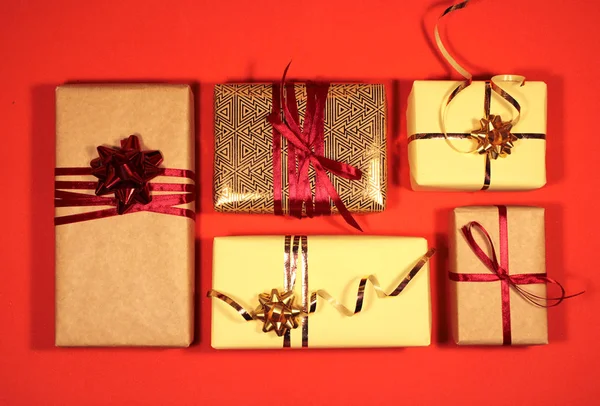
left=471, top=114, right=518, bottom=159
left=254, top=289, right=303, bottom=337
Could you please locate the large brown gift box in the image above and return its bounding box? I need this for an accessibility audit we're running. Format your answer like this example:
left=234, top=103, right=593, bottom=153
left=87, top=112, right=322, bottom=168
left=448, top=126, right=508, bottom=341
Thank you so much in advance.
left=449, top=206, right=548, bottom=345
left=213, top=83, right=387, bottom=214
left=55, top=84, right=195, bottom=347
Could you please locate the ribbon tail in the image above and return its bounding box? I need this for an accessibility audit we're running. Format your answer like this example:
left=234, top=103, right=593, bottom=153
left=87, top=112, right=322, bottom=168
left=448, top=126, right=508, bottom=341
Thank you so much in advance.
left=316, top=155, right=362, bottom=180
left=309, top=248, right=435, bottom=315
left=312, top=162, right=362, bottom=231
left=490, top=75, right=525, bottom=128
left=434, top=0, right=472, bottom=80
left=511, top=277, right=585, bottom=308
left=54, top=208, right=120, bottom=225
left=207, top=290, right=255, bottom=321
left=279, top=63, right=303, bottom=137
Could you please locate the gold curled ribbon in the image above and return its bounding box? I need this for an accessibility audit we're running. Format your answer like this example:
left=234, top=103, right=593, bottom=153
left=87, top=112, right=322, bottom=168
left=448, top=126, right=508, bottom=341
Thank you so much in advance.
left=308, top=248, right=435, bottom=316
left=432, top=1, right=537, bottom=190
left=441, top=76, right=525, bottom=156
left=207, top=247, right=436, bottom=340
left=436, top=1, right=525, bottom=155
left=434, top=0, right=472, bottom=81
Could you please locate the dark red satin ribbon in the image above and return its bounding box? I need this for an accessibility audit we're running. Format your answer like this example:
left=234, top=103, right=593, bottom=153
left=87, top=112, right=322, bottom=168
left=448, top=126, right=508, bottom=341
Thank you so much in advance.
left=449, top=205, right=579, bottom=345
left=54, top=167, right=195, bottom=225
left=267, top=64, right=363, bottom=231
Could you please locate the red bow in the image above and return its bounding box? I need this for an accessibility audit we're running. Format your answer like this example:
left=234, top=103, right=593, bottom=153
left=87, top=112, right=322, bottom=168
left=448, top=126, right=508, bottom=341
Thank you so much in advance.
left=267, top=63, right=363, bottom=231
left=456, top=220, right=567, bottom=306
left=54, top=135, right=195, bottom=226
left=91, top=135, right=163, bottom=214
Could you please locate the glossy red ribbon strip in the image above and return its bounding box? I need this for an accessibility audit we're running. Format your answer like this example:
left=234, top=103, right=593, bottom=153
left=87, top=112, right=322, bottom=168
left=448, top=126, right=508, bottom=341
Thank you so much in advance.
left=267, top=64, right=363, bottom=231
left=55, top=167, right=195, bottom=225
left=449, top=205, right=581, bottom=345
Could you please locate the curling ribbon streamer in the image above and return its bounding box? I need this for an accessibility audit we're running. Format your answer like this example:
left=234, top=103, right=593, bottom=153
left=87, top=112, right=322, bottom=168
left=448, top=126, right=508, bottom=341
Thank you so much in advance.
left=409, top=0, right=546, bottom=190
left=54, top=135, right=195, bottom=225
left=207, top=235, right=435, bottom=347
left=268, top=63, right=363, bottom=231
left=449, top=205, right=583, bottom=345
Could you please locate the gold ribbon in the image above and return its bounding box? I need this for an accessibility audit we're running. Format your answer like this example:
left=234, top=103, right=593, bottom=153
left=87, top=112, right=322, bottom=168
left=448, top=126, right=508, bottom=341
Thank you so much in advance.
left=208, top=236, right=435, bottom=347
left=411, top=0, right=546, bottom=190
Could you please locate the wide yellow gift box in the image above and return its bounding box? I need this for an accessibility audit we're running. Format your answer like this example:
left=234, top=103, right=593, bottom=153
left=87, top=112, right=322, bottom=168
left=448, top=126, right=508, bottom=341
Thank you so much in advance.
left=407, top=79, right=547, bottom=191
left=210, top=236, right=433, bottom=349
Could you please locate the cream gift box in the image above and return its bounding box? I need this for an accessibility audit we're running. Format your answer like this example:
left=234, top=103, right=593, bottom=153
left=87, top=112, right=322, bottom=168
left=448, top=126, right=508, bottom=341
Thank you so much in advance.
left=210, top=235, right=433, bottom=349
left=407, top=80, right=547, bottom=191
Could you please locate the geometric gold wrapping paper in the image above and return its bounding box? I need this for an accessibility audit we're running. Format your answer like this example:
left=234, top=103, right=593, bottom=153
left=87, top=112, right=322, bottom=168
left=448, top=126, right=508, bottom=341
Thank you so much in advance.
left=214, top=84, right=387, bottom=214
left=407, top=80, right=547, bottom=191
left=449, top=206, right=548, bottom=345
left=211, top=236, right=432, bottom=349
left=55, top=84, right=195, bottom=347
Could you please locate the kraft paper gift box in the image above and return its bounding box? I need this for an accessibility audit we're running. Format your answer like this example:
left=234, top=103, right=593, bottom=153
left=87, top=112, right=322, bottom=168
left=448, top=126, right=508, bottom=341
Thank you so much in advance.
left=213, top=83, right=387, bottom=216
left=55, top=84, right=195, bottom=347
left=449, top=206, right=548, bottom=345
left=407, top=80, right=547, bottom=191
left=210, top=236, right=433, bottom=349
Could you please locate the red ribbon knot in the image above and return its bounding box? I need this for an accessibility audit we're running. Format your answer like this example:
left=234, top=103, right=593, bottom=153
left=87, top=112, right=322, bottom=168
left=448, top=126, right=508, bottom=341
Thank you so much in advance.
left=267, top=63, right=363, bottom=231
left=91, top=135, right=163, bottom=214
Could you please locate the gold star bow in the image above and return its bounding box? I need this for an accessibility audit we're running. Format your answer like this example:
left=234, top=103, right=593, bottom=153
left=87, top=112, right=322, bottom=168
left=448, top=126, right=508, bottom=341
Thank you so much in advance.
left=254, top=289, right=303, bottom=337
left=471, top=114, right=518, bottom=159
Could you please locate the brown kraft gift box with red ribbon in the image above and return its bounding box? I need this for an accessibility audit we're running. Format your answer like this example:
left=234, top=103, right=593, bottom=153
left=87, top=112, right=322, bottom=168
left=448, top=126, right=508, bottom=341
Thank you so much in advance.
left=54, top=84, right=195, bottom=347
left=449, top=206, right=552, bottom=345
left=213, top=73, right=387, bottom=231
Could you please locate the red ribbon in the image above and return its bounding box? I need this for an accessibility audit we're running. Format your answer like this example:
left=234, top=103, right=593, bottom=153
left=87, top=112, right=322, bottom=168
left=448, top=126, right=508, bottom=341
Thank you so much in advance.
left=449, top=205, right=581, bottom=345
left=267, top=64, right=363, bottom=231
left=55, top=136, right=195, bottom=225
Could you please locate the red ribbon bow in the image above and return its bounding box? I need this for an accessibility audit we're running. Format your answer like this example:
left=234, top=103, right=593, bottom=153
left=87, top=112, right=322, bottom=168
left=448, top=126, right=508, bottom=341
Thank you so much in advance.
left=449, top=205, right=583, bottom=345
left=54, top=135, right=195, bottom=225
left=91, top=135, right=163, bottom=214
left=267, top=63, right=363, bottom=231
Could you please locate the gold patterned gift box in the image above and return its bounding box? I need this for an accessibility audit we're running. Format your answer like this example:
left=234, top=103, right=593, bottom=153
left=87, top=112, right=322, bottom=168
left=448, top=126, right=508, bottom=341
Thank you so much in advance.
left=213, top=83, right=387, bottom=217
left=209, top=236, right=433, bottom=349
left=55, top=84, right=195, bottom=347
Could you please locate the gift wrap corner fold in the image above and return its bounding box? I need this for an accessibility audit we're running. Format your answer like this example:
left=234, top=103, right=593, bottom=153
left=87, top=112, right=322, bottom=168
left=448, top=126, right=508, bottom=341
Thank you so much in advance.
left=449, top=206, right=549, bottom=345
left=211, top=235, right=432, bottom=349
left=55, top=83, right=195, bottom=347
left=407, top=80, right=547, bottom=191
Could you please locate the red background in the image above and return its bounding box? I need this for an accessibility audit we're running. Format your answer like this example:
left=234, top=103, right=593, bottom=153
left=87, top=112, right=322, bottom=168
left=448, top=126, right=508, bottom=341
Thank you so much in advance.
left=1, top=0, right=599, bottom=404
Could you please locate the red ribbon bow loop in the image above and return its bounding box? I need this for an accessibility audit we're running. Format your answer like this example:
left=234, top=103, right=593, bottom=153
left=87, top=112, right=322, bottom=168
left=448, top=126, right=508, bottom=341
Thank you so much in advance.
left=267, top=63, right=363, bottom=231
left=460, top=220, right=569, bottom=308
